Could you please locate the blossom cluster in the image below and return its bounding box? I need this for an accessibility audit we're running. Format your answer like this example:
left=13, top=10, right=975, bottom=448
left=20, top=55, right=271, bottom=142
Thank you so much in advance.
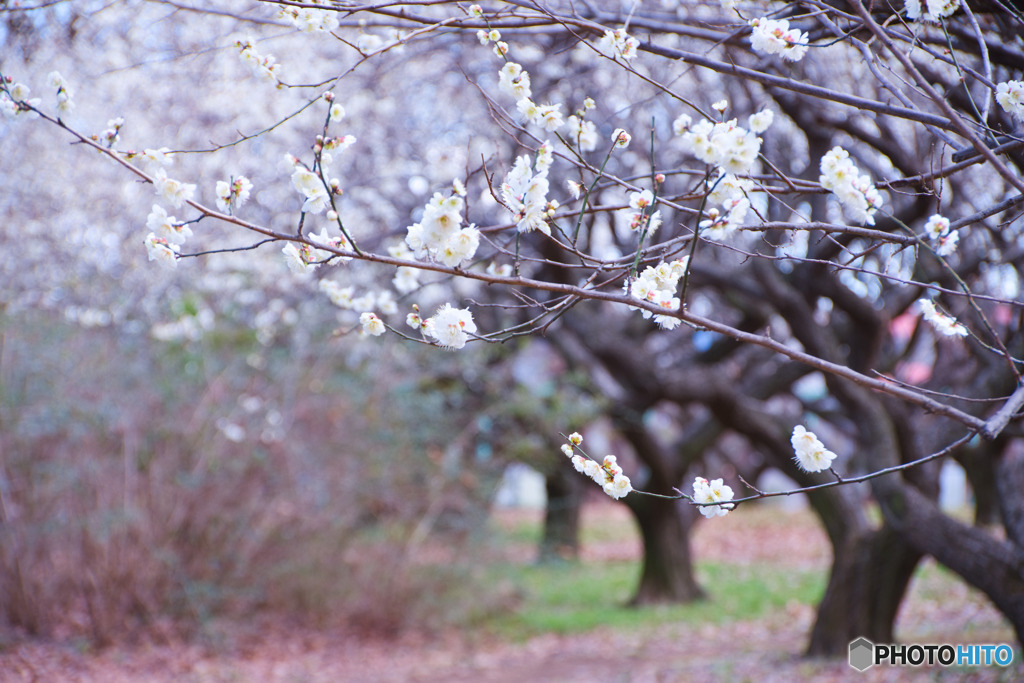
left=215, top=176, right=253, bottom=214
left=498, top=62, right=532, bottom=101
left=501, top=149, right=556, bottom=235
left=277, top=2, right=340, bottom=33
left=692, top=477, right=734, bottom=518
left=674, top=107, right=771, bottom=176
left=627, top=189, right=662, bottom=236
left=673, top=105, right=765, bottom=239
left=388, top=242, right=422, bottom=294
left=291, top=164, right=333, bottom=214
left=48, top=71, right=74, bottom=115
left=567, top=113, right=599, bottom=152
left=790, top=425, right=838, bottom=473
left=0, top=76, right=41, bottom=119
left=405, top=191, right=481, bottom=267
left=923, top=214, right=961, bottom=257
left=236, top=38, right=282, bottom=84
left=99, top=117, right=124, bottom=148
left=561, top=433, right=633, bottom=500
left=596, top=29, right=640, bottom=62
left=918, top=298, right=968, bottom=337
left=624, top=257, right=689, bottom=329
left=319, top=280, right=398, bottom=317
left=905, top=0, right=960, bottom=22
left=282, top=228, right=352, bottom=274
left=748, top=18, right=809, bottom=62
left=408, top=303, right=478, bottom=349
left=819, top=147, right=884, bottom=225
left=996, top=80, right=1024, bottom=121
left=483, top=28, right=563, bottom=132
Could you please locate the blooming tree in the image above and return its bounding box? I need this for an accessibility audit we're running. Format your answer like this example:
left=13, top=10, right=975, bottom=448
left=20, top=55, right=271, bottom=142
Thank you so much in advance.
left=2, top=0, right=1024, bottom=655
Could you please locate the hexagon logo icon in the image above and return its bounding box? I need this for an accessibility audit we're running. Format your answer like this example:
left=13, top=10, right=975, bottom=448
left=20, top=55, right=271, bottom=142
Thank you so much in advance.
left=849, top=637, right=874, bottom=671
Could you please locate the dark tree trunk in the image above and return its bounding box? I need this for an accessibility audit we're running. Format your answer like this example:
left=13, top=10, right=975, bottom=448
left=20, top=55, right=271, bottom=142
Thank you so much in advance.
left=705, top=394, right=923, bottom=657
left=626, top=495, right=704, bottom=605
left=958, top=439, right=1004, bottom=527
left=538, top=463, right=583, bottom=563
left=807, top=523, right=922, bottom=655
left=848, top=386, right=1024, bottom=647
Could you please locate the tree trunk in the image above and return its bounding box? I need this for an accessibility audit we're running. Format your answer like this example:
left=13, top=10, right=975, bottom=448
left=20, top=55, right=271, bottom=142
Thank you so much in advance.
left=538, top=463, right=583, bottom=563
left=807, top=523, right=922, bottom=655
left=626, top=495, right=704, bottom=605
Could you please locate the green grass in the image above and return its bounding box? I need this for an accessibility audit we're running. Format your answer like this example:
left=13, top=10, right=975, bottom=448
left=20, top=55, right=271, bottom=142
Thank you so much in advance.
left=483, top=559, right=825, bottom=641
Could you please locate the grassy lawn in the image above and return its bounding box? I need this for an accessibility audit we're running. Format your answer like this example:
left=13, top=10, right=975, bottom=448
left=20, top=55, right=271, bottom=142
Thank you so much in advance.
left=481, top=503, right=826, bottom=640
left=486, top=559, right=825, bottom=639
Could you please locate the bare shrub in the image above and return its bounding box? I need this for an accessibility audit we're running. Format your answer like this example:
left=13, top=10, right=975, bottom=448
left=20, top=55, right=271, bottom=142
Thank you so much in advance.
left=0, top=311, right=496, bottom=645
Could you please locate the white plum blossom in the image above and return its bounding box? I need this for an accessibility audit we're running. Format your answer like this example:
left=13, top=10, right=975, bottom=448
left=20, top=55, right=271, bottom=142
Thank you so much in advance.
left=319, top=279, right=355, bottom=308
left=604, top=472, right=633, bottom=500
left=567, top=115, right=598, bottom=152
left=747, top=109, right=774, bottom=134
left=139, top=147, right=174, bottom=169
left=405, top=192, right=479, bottom=267
left=749, top=18, right=809, bottom=62
left=629, top=189, right=654, bottom=212
left=309, top=227, right=352, bottom=261
left=611, top=128, right=631, bottom=148
left=516, top=98, right=564, bottom=131
left=424, top=303, right=477, bottom=349
left=791, top=425, right=838, bottom=473
left=215, top=175, right=253, bottom=213
left=626, top=190, right=661, bottom=236
left=282, top=243, right=318, bottom=274
left=692, top=477, right=734, bottom=518
left=923, top=214, right=962, bottom=257
left=996, top=81, right=1024, bottom=121
left=282, top=229, right=344, bottom=274
left=359, top=311, right=386, bottom=336
left=144, top=233, right=179, bottom=269
left=819, top=147, right=884, bottom=225
left=699, top=196, right=750, bottom=242
left=0, top=81, right=40, bottom=119
left=278, top=3, right=341, bottom=33
left=535, top=141, right=554, bottom=174
left=486, top=262, right=513, bottom=277
left=596, top=29, right=640, bottom=62
left=707, top=171, right=754, bottom=205
left=501, top=153, right=553, bottom=235
left=356, top=32, right=385, bottom=53
left=672, top=113, right=692, bottom=136
left=291, top=166, right=331, bottom=214
left=47, top=71, right=74, bottom=115
left=562, top=435, right=633, bottom=500
left=905, top=0, right=960, bottom=22
left=235, top=37, right=282, bottom=83
left=153, top=170, right=196, bottom=208
left=566, top=180, right=582, bottom=200
left=676, top=113, right=765, bottom=175
left=918, top=299, right=968, bottom=337
left=146, top=205, right=192, bottom=245
left=388, top=243, right=421, bottom=293
left=498, top=62, right=532, bottom=101
left=100, top=117, right=124, bottom=147
left=624, top=257, right=689, bottom=329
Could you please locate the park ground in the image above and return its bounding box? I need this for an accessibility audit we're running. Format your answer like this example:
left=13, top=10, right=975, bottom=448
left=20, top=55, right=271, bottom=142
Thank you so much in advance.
left=2, top=502, right=1020, bottom=682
